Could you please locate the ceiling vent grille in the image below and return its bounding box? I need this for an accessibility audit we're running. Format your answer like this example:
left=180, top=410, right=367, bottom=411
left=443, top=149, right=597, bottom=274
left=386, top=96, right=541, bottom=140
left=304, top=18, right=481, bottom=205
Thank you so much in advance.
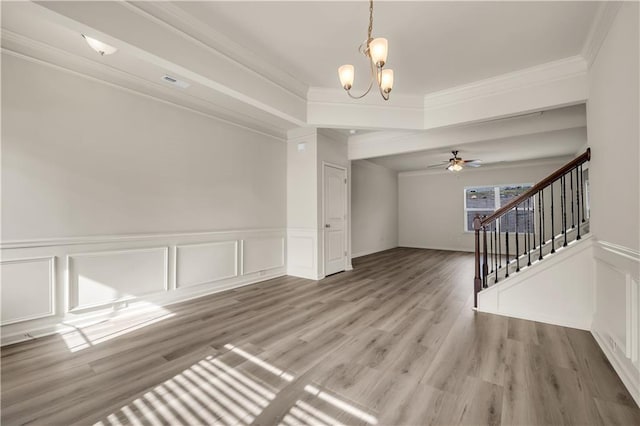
left=162, top=75, right=190, bottom=89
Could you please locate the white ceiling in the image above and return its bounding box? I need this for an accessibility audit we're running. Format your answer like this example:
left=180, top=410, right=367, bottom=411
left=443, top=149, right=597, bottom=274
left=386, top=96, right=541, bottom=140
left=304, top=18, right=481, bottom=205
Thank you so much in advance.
left=1, top=0, right=599, bottom=166
left=366, top=126, right=587, bottom=172
left=174, top=1, right=599, bottom=94
left=366, top=124, right=587, bottom=173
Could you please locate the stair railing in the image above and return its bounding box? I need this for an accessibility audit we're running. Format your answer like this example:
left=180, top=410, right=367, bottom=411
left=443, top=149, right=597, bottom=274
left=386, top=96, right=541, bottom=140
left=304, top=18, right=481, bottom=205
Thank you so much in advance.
left=473, top=148, right=591, bottom=307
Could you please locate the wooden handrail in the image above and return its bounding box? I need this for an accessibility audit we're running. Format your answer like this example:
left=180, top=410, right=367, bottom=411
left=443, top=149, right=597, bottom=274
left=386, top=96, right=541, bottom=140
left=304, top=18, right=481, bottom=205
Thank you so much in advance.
left=479, top=148, right=591, bottom=227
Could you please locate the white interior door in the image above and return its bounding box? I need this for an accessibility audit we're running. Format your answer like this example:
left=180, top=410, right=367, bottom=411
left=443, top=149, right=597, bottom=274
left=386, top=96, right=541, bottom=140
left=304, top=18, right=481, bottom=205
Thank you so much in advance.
left=324, top=164, right=347, bottom=276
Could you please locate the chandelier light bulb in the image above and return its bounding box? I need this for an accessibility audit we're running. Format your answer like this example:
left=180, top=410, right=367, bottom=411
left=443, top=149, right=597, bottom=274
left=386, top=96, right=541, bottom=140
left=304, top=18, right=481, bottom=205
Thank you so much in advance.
left=337, top=0, right=392, bottom=100
left=338, top=64, right=355, bottom=90
left=380, top=69, right=394, bottom=93
left=369, top=38, right=388, bottom=67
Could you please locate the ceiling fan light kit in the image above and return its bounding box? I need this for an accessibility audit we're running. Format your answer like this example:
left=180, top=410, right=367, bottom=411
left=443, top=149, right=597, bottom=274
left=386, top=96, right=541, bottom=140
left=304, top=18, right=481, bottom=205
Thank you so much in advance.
left=425, top=150, right=483, bottom=172
left=337, top=0, right=394, bottom=101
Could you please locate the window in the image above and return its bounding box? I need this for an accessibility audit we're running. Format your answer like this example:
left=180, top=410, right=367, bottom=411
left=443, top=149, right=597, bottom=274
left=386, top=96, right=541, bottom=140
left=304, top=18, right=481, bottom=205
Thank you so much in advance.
left=464, top=184, right=533, bottom=232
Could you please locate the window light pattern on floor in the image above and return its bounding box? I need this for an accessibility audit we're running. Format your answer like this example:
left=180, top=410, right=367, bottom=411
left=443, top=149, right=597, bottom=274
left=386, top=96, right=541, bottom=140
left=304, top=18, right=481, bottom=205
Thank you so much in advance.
left=94, top=344, right=378, bottom=426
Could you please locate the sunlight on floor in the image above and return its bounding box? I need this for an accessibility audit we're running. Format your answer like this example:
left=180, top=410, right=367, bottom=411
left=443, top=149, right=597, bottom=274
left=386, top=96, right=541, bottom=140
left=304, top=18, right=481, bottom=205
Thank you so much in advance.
left=281, top=400, right=347, bottom=426
left=95, top=345, right=379, bottom=426
left=304, top=385, right=378, bottom=424
left=95, top=354, right=278, bottom=426
left=61, top=303, right=175, bottom=352
left=224, top=343, right=294, bottom=382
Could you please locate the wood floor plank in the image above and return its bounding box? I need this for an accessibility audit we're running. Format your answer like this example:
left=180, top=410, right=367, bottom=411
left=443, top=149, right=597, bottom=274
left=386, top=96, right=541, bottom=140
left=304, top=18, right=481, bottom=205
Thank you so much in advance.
left=1, top=247, right=637, bottom=426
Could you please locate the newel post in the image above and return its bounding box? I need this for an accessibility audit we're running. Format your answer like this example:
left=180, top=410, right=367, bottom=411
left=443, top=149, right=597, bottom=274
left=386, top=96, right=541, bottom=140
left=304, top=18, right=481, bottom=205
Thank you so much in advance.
left=473, top=215, right=482, bottom=308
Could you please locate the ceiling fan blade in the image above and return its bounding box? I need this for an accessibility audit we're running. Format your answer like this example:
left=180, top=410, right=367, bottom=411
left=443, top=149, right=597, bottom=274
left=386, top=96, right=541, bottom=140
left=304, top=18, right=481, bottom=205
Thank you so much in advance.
left=463, top=159, right=482, bottom=164
left=466, top=163, right=482, bottom=168
left=425, top=163, right=448, bottom=169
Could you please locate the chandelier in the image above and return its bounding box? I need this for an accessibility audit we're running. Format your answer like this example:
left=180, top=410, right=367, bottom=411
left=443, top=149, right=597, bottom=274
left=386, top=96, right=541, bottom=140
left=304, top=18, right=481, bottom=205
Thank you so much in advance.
left=338, top=0, right=394, bottom=100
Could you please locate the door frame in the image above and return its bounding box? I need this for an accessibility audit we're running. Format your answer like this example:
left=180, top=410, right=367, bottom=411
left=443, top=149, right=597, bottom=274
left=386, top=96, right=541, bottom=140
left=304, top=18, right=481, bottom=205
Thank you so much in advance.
left=322, top=161, right=349, bottom=277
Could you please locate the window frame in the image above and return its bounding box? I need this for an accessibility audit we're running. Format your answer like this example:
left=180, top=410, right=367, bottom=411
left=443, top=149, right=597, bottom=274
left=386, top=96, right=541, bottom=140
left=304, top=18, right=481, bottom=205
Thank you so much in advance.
left=463, top=183, right=534, bottom=233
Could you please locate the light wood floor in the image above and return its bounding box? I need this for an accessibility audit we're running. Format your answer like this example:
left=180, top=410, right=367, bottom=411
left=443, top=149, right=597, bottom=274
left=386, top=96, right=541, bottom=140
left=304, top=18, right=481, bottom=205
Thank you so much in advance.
left=2, top=248, right=639, bottom=426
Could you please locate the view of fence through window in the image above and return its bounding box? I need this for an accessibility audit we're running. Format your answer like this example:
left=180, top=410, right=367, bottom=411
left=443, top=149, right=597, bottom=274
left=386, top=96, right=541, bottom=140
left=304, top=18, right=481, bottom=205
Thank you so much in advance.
left=465, top=184, right=533, bottom=232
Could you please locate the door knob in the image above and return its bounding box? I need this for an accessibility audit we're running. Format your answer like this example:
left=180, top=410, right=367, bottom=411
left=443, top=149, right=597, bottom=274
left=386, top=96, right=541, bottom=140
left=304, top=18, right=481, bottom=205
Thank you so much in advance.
left=325, top=224, right=331, bottom=228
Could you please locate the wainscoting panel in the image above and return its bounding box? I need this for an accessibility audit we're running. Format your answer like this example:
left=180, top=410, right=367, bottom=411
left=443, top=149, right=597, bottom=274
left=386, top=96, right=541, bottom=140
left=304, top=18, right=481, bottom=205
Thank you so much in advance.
left=68, top=247, right=169, bottom=311
left=592, top=240, right=640, bottom=406
left=243, top=237, right=285, bottom=275
left=175, top=241, right=238, bottom=288
left=1, top=228, right=286, bottom=346
left=477, top=236, right=595, bottom=330
left=287, top=228, right=317, bottom=280
left=0, top=257, right=55, bottom=325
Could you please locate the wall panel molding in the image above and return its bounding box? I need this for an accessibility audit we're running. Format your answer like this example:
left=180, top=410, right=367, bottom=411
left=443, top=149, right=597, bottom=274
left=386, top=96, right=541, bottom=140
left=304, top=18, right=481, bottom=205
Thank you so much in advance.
left=1, top=227, right=286, bottom=346
left=243, top=237, right=285, bottom=275
left=477, top=236, right=595, bottom=331
left=592, top=239, right=640, bottom=406
left=67, top=247, right=169, bottom=311
left=287, top=228, right=318, bottom=280
left=0, top=256, right=55, bottom=325
left=175, top=240, right=238, bottom=289
left=1, top=227, right=286, bottom=250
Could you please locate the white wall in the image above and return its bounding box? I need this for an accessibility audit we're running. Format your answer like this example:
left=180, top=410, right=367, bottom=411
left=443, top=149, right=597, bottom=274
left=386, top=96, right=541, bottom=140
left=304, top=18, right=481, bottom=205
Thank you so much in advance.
left=1, top=53, right=287, bottom=344
left=1, top=54, right=286, bottom=240
left=587, top=4, right=639, bottom=253
left=286, top=128, right=320, bottom=280
left=398, top=160, right=568, bottom=252
left=286, top=128, right=318, bottom=230
left=478, top=235, right=595, bottom=331
left=286, top=129, right=351, bottom=280
left=351, top=160, right=398, bottom=257
left=586, top=2, right=640, bottom=406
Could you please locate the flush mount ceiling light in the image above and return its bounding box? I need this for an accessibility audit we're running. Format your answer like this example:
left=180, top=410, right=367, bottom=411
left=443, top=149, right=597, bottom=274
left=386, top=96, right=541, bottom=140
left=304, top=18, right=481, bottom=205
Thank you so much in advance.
left=82, top=34, right=117, bottom=56
left=338, top=0, right=394, bottom=101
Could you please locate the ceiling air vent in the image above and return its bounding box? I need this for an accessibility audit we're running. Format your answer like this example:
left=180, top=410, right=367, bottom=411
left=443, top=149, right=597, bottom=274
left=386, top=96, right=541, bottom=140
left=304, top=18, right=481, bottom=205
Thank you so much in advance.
left=162, top=75, right=190, bottom=89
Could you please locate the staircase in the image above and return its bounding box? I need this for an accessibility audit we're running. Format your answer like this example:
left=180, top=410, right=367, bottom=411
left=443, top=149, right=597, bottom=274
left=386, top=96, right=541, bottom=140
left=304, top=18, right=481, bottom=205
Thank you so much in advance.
left=473, top=148, right=591, bottom=308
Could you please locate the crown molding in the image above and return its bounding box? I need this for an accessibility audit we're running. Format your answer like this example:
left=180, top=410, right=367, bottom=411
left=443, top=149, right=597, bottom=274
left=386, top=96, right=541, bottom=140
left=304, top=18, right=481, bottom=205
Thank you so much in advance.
left=1, top=30, right=287, bottom=141
left=318, top=128, right=349, bottom=144
left=307, top=87, right=424, bottom=110
left=348, top=104, right=586, bottom=161
left=307, top=56, right=587, bottom=132
left=353, top=159, right=397, bottom=173
left=31, top=0, right=306, bottom=128
left=398, top=156, right=571, bottom=178
left=287, top=127, right=317, bottom=142
left=125, top=1, right=308, bottom=101
left=581, top=2, right=623, bottom=68
left=307, top=87, right=425, bottom=130
left=423, top=56, right=587, bottom=111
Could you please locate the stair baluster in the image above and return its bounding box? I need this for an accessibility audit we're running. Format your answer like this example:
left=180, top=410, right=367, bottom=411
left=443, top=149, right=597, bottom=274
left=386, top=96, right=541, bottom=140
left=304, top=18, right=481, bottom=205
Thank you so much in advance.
left=576, top=166, right=581, bottom=240
left=472, top=148, right=591, bottom=308
left=515, top=204, right=520, bottom=272
left=538, top=190, right=543, bottom=261
left=527, top=197, right=532, bottom=267
left=551, top=182, right=556, bottom=254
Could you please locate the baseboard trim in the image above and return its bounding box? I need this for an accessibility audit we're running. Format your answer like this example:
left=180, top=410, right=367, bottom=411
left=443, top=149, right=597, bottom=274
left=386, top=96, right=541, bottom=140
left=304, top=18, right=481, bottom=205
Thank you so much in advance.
left=351, top=245, right=398, bottom=259
left=287, top=267, right=322, bottom=281
left=1, top=269, right=286, bottom=346
left=397, top=244, right=474, bottom=253
left=592, top=328, right=640, bottom=407
left=476, top=306, right=592, bottom=331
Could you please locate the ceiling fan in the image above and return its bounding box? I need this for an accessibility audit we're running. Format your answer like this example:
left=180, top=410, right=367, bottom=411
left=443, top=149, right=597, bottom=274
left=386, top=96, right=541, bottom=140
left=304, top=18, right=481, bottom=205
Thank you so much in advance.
left=427, top=150, right=482, bottom=172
